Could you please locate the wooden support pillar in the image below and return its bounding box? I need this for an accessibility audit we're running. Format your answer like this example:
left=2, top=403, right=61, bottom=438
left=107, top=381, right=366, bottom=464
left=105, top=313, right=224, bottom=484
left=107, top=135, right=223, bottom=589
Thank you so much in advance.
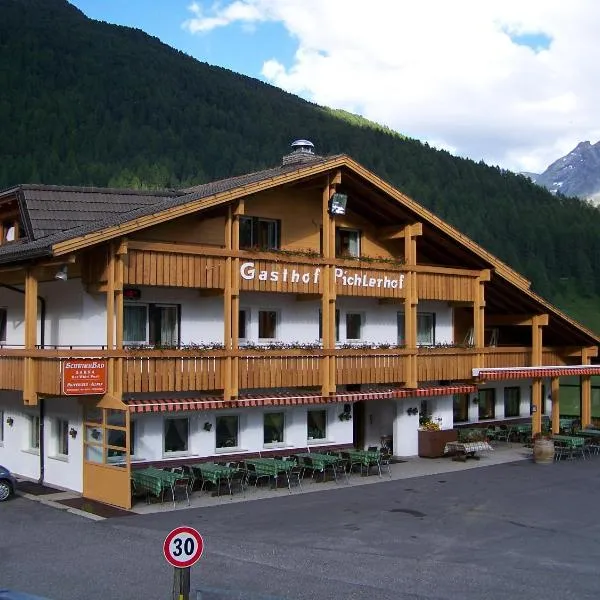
left=472, top=271, right=489, bottom=370
left=231, top=199, right=243, bottom=399
left=551, top=376, right=560, bottom=434
left=403, top=224, right=419, bottom=388
left=530, top=314, right=547, bottom=435
left=581, top=347, right=594, bottom=428
left=223, top=206, right=233, bottom=401
left=321, top=175, right=339, bottom=396
left=106, top=244, right=116, bottom=396
left=23, top=268, right=39, bottom=405
left=115, top=241, right=125, bottom=398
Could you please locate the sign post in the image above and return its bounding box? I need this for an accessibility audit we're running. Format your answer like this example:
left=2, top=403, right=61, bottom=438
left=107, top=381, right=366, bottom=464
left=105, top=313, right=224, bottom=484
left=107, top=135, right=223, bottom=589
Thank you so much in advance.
left=163, top=526, right=204, bottom=600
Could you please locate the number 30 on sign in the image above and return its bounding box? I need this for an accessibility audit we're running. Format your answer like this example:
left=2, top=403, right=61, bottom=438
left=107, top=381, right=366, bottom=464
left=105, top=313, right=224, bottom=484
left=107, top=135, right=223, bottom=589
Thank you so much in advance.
left=163, top=526, right=204, bottom=568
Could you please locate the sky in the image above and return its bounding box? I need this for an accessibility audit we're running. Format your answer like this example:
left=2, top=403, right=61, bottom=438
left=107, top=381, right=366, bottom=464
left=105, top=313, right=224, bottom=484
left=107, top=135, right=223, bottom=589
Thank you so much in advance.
left=68, top=0, right=600, bottom=174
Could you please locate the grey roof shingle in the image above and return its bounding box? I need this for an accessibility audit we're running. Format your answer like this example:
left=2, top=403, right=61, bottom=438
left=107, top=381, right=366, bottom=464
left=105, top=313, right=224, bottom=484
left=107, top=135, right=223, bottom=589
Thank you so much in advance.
left=0, top=156, right=337, bottom=264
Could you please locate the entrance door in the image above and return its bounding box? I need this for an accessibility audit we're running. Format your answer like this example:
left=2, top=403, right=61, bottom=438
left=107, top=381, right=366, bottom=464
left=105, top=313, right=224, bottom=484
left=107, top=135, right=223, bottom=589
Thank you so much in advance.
left=353, top=401, right=365, bottom=449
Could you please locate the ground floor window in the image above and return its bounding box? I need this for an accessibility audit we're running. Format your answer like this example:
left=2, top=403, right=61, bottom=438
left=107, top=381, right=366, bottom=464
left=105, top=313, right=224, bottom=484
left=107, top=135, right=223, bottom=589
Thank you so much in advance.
left=29, top=415, right=40, bottom=451
left=54, top=419, right=69, bottom=456
left=453, top=394, right=469, bottom=423
left=216, top=415, right=239, bottom=449
left=164, top=417, right=189, bottom=454
left=504, top=387, right=521, bottom=418
left=478, top=389, right=495, bottom=420
left=263, top=412, right=285, bottom=445
left=0, top=410, right=3, bottom=444
left=307, top=410, right=327, bottom=441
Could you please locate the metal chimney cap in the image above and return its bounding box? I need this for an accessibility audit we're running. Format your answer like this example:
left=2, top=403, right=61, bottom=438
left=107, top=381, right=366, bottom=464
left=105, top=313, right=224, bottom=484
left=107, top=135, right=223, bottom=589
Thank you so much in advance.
left=290, top=139, right=315, bottom=153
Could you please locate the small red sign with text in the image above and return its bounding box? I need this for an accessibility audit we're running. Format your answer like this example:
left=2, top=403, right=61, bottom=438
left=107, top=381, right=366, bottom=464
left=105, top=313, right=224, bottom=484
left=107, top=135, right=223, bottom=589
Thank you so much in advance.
left=62, top=359, right=107, bottom=396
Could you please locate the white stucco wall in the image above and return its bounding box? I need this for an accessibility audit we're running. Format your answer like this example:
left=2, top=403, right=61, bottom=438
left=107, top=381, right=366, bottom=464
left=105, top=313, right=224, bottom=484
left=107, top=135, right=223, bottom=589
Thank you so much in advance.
left=0, top=392, right=83, bottom=492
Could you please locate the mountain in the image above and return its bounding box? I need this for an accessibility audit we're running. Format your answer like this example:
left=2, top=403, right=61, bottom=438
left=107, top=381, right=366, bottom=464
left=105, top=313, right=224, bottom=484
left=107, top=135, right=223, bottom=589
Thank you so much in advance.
left=1, top=0, right=600, bottom=333
left=530, top=141, right=600, bottom=206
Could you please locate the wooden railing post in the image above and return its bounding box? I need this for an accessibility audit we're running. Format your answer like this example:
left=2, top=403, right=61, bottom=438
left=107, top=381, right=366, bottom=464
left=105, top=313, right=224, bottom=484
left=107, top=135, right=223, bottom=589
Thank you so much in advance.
left=402, top=224, right=421, bottom=388
left=23, top=268, right=39, bottom=405
left=473, top=270, right=490, bottom=371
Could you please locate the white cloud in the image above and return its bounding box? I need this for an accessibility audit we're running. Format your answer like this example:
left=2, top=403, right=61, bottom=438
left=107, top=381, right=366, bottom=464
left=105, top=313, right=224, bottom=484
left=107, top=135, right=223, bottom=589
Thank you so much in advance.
left=183, top=0, right=600, bottom=173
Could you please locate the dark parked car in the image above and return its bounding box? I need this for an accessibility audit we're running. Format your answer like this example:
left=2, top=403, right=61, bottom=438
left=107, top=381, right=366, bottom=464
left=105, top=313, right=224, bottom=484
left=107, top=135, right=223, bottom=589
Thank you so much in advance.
left=0, top=465, right=16, bottom=501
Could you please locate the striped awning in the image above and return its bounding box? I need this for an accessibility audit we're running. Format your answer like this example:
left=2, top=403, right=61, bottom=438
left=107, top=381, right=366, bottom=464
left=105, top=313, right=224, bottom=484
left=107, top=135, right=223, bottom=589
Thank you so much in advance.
left=126, top=384, right=476, bottom=414
left=473, top=365, right=600, bottom=381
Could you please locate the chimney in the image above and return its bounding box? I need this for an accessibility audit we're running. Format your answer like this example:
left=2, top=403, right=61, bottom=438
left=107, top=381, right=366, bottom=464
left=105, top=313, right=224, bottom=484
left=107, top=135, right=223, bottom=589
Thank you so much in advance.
left=282, top=139, right=320, bottom=166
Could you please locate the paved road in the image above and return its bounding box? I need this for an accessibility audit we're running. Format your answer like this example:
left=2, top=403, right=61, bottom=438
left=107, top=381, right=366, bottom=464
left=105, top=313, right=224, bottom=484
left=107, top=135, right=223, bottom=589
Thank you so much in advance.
left=2, top=459, right=600, bottom=600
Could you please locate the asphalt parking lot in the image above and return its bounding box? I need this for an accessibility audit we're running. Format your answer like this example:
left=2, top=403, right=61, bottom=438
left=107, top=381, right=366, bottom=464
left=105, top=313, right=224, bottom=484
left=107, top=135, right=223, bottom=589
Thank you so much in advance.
left=2, top=458, right=600, bottom=600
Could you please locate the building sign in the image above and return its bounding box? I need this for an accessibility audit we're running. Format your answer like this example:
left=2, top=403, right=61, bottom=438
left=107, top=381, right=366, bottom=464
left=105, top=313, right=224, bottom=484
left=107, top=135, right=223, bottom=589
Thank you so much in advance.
left=62, top=359, right=107, bottom=396
left=240, top=261, right=405, bottom=290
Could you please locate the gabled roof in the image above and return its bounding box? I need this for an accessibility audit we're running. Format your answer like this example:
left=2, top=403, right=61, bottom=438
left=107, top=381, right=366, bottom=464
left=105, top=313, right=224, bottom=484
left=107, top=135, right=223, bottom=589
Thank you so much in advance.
left=0, top=154, right=598, bottom=346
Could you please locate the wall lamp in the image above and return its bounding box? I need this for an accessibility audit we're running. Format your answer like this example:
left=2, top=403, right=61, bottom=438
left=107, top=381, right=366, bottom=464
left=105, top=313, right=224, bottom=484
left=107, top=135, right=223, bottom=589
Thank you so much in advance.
left=203, top=422, right=213, bottom=432
left=54, top=265, right=68, bottom=281
left=406, top=407, right=419, bottom=416
left=6, top=416, right=14, bottom=427
left=69, top=427, right=78, bottom=439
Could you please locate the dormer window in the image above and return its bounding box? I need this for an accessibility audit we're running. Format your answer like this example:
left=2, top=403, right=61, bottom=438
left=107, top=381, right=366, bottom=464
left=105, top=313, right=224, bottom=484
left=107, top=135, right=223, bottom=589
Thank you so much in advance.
left=1, top=220, right=19, bottom=244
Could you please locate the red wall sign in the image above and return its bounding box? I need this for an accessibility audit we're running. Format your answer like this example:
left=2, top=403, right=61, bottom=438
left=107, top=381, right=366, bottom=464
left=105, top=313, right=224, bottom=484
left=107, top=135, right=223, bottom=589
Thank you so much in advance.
left=62, top=359, right=107, bottom=396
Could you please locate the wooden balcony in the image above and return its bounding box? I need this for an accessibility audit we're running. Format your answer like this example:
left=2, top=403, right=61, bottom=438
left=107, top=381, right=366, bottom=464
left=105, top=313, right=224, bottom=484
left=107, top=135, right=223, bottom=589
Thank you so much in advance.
left=0, top=345, right=573, bottom=397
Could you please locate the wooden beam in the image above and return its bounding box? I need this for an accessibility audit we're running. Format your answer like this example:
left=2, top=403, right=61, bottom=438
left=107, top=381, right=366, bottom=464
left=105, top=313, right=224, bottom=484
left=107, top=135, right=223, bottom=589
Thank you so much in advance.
left=295, top=294, right=320, bottom=302
left=198, top=289, right=224, bottom=297
left=486, top=314, right=548, bottom=327
left=378, top=222, right=423, bottom=240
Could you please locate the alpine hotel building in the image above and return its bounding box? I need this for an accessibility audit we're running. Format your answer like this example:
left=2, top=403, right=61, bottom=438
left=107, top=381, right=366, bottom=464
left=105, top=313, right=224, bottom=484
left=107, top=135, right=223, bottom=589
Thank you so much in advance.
left=0, top=141, right=599, bottom=508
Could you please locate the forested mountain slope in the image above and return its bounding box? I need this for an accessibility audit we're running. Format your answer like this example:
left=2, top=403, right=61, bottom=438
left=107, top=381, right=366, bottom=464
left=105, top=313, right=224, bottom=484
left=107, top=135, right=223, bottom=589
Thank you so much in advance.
left=1, top=0, right=599, bottom=331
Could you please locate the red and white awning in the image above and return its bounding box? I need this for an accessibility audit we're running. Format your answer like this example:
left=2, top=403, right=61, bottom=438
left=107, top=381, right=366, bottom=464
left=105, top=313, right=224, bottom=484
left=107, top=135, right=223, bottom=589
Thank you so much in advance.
left=473, top=365, right=600, bottom=381
left=126, top=384, right=476, bottom=414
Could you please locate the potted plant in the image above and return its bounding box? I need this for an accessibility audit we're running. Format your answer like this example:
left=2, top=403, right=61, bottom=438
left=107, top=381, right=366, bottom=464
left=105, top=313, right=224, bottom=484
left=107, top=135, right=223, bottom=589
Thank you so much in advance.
left=532, top=431, right=554, bottom=464
left=418, top=416, right=458, bottom=458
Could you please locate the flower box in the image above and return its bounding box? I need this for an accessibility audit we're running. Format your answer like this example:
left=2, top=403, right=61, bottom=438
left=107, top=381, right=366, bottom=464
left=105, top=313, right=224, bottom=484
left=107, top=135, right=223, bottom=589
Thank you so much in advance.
left=418, top=429, right=458, bottom=458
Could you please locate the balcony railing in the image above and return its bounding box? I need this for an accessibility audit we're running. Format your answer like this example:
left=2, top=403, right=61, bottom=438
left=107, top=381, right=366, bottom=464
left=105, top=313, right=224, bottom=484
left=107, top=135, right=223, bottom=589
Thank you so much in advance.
left=0, top=345, right=573, bottom=396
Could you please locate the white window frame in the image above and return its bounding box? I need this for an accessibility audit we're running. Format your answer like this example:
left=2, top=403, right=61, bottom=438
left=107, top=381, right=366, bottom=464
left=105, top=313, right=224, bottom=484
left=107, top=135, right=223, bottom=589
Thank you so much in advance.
left=263, top=411, right=285, bottom=447
left=0, top=410, right=4, bottom=445
left=123, top=303, right=149, bottom=345
left=215, top=414, right=240, bottom=450
left=307, top=409, right=328, bottom=442
left=335, top=227, right=361, bottom=258
left=28, top=415, right=40, bottom=452
left=163, top=417, right=190, bottom=456
left=397, top=311, right=405, bottom=345
left=54, top=419, right=69, bottom=457
left=258, top=309, right=279, bottom=341
left=0, top=308, right=6, bottom=344
left=417, top=312, right=436, bottom=346
left=345, top=312, right=364, bottom=341
left=238, top=308, right=250, bottom=342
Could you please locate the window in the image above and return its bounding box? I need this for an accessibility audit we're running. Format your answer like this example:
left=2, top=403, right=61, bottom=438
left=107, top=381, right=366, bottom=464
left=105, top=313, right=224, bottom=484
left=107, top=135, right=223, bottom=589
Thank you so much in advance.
left=55, top=419, right=69, bottom=456
left=163, top=418, right=189, bottom=454
left=216, top=415, right=239, bottom=449
left=263, top=412, right=285, bottom=445
left=130, top=421, right=136, bottom=456
left=335, top=228, right=360, bottom=258
left=346, top=313, right=363, bottom=340
left=478, top=389, right=496, bottom=420
left=29, top=415, right=40, bottom=450
left=504, top=387, right=521, bottom=418
left=307, top=410, right=327, bottom=441
left=124, top=304, right=179, bottom=346
left=417, top=313, right=435, bottom=346
left=318, top=309, right=340, bottom=342
left=239, top=309, right=249, bottom=340
left=240, top=216, right=280, bottom=250
left=0, top=308, right=6, bottom=343
left=397, top=312, right=405, bottom=345
left=258, top=310, right=278, bottom=340
left=0, top=410, right=3, bottom=444
left=453, top=394, right=469, bottom=423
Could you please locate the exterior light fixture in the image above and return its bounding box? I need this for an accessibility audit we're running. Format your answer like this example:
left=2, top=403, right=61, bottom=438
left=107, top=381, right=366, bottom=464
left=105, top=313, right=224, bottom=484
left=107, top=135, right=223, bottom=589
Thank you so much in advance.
left=406, top=407, right=418, bottom=416
left=54, top=265, right=68, bottom=281
left=69, top=427, right=78, bottom=439
left=328, top=193, right=348, bottom=216
left=6, top=416, right=14, bottom=427
left=203, top=422, right=213, bottom=432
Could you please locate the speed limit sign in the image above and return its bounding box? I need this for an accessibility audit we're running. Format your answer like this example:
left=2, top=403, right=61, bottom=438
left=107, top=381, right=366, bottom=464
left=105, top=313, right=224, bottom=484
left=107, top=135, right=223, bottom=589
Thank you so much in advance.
left=163, top=526, right=204, bottom=568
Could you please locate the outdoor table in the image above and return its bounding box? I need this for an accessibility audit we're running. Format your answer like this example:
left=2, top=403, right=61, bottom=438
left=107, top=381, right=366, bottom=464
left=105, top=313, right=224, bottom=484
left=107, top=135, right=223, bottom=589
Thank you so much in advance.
left=190, top=463, right=238, bottom=495
left=444, top=441, right=493, bottom=461
left=245, top=458, right=294, bottom=488
left=342, top=450, right=381, bottom=476
left=576, top=429, right=600, bottom=438
left=552, top=435, right=585, bottom=448
left=132, top=467, right=187, bottom=504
